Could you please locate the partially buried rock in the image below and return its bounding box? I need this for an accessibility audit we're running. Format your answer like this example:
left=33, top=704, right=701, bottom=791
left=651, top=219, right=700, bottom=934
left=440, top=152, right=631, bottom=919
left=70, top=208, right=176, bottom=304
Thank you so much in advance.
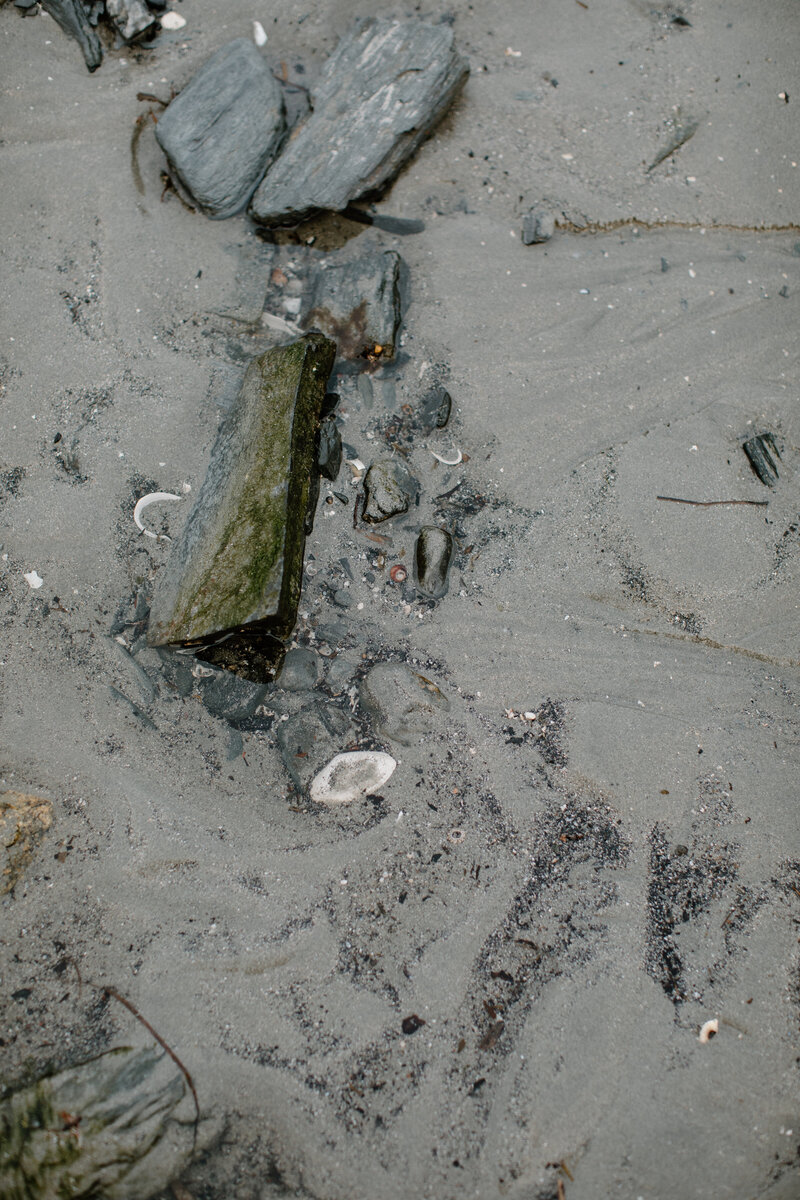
left=415, top=526, right=453, bottom=598
left=148, top=333, right=336, bottom=647
left=40, top=0, right=103, bottom=71
left=198, top=669, right=270, bottom=726
left=277, top=647, right=321, bottom=692
left=522, top=208, right=556, bottom=245
left=156, top=39, right=285, bottom=219
left=310, top=751, right=397, bottom=804
left=362, top=459, right=415, bottom=524
left=105, top=0, right=156, bottom=42
left=360, top=662, right=449, bottom=746
left=316, top=415, right=342, bottom=481
left=250, top=18, right=469, bottom=226
left=0, top=1046, right=202, bottom=1199
left=419, top=385, right=452, bottom=432
left=743, top=432, right=782, bottom=487
left=1, top=790, right=53, bottom=894
left=301, top=251, right=406, bottom=361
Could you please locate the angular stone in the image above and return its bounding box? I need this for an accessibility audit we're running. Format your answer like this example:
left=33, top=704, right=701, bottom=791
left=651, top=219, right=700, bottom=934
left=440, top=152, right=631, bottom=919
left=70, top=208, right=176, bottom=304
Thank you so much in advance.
left=148, top=333, right=336, bottom=646
left=419, top=385, right=452, bottom=432
left=359, top=662, right=449, bottom=746
left=743, top=432, right=781, bottom=487
left=362, top=459, right=415, bottom=524
left=198, top=670, right=269, bottom=725
left=277, top=701, right=355, bottom=789
left=301, top=251, right=405, bottom=361
left=156, top=39, right=285, bottom=220
left=415, top=526, right=453, bottom=598
left=105, top=0, right=156, bottom=42
left=277, top=647, right=321, bottom=692
left=250, top=18, right=469, bottom=226
left=40, top=0, right=103, bottom=72
left=316, top=415, right=342, bottom=481
left=522, top=208, right=556, bottom=245
left=1, top=790, right=53, bottom=894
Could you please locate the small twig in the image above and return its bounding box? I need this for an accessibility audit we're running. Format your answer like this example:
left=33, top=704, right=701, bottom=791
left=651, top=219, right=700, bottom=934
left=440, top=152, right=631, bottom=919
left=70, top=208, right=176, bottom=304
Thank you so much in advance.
left=102, top=985, right=200, bottom=1148
left=559, top=1161, right=575, bottom=1182
left=557, top=1179, right=566, bottom=1200
left=657, top=495, right=768, bottom=508
left=136, top=91, right=168, bottom=107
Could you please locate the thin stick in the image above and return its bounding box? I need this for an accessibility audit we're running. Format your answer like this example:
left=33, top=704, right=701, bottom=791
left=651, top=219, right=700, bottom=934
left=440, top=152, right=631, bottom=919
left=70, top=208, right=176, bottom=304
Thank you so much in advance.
left=103, top=985, right=200, bottom=1147
left=657, top=495, right=768, bottom=508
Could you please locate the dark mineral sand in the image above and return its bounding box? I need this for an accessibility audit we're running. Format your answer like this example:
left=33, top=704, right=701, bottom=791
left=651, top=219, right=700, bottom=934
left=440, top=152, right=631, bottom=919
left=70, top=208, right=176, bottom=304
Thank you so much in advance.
left=1, top=2, right=799, bottom=1198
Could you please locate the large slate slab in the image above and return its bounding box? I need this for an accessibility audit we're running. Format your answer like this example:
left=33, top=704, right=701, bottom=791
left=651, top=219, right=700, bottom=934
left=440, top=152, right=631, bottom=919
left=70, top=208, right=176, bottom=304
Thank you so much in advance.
left=301, top=251, right=405, bottom=361
left=250, top=18, right=469, bottom=227
left=156, top=38, right=285, bottom=220
left=148, top=332, right=336, bottom=647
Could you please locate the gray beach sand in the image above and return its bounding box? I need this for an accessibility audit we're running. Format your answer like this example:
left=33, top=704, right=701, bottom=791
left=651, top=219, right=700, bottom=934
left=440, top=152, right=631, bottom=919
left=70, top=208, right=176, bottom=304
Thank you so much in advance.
left=1, top=1, right=798, bottom=1197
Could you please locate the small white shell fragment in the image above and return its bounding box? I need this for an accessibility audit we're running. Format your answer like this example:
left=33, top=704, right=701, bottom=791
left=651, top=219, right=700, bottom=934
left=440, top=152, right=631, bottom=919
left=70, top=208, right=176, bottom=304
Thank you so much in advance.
left=429, top=448, right=462, bottom=466
left=261, top=311, right=300, bottom=335
left=310, top=751, right=396, bottom=805
left=24, top=570, right=44, bottom=589
left=160, top=11, right=187, bottom=31
left=133, top=492, right=181, bottom=540
left=253, top=20, right=268, bottom=46
left=699, top=1018, right=719, bottom=1043
left=347, top=458, right=366, bottom=473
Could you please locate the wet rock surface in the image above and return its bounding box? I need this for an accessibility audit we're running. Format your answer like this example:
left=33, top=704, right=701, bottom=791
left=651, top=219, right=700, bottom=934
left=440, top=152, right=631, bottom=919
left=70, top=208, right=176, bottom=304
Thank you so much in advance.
left=415, top=525, right=453, bottom=598
left=301, top=251, right=405, bottom=361
left=359, top=661, right=450, bottom=746
left=276, top=647, right=320, bottom=692
left=155, top=39, right=285, bottom=219
left=361, top=458, right=415, bottom=524
left=147, top=332, right=335, bottom=646
left=250, top=18, right=469, bottom=226
left=0, top=1047, right=191, bottom=1199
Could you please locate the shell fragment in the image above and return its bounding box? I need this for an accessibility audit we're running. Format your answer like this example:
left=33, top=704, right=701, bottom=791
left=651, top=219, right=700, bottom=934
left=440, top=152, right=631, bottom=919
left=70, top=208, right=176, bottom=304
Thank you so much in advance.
left=310, top=751, right=397, bottom=804
left=133, top=492, right=181, bottom=540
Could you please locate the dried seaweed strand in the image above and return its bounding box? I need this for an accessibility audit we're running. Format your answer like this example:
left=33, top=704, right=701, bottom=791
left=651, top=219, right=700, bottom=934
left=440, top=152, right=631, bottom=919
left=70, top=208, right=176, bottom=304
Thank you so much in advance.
left=102, top=985, right=200, bottom=1146
left=656, top=495, right=768, bottom=508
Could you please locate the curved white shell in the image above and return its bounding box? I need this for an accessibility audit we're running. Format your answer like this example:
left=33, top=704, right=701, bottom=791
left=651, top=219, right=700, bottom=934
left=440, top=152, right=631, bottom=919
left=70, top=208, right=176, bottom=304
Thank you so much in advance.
left=698, top=1018, right=719, bottom=1043
left=133, top=492, right=181, bottom=539
left=310, top=751, right=397, bottom=805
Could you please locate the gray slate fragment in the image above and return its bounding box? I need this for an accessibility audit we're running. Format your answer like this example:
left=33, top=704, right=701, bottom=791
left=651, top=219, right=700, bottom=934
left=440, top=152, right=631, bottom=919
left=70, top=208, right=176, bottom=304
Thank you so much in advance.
left=277, top=647, right=321, bottom=692
left=156, top=39, right=285, bottom=219
left=522, top=208, right=555, bottom=245
left=362, top=458, right=415, bottom=524
left=360, top=662, right=449, bottom=746
left=419, top=385, right=452, bottom=432
left=250, top=18, right=469, bottom=226
left=277, top=701, right=354, bottom=789
left=317, top=415, right=342, bottom=481
left=40, top=0, right=102, bottom=71
left=147, top=332, right=336, bottom=646
left=302, top=251, right=405, bottom=361
left=743, top=432, right=782, bottom=486
left=415, top=526, right=453, bottom=598
left=105, top=0, right=156, bottom=42
left=0, top=1046, right=189, bottom=1199
left=199, top=670, right=269, bottom=725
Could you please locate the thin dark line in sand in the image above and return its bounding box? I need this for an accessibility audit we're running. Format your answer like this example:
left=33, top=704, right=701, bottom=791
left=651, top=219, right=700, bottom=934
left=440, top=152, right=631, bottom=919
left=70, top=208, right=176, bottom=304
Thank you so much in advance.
left=657, top=495, right=769, bottom=508
left=557, top=218, right=800, bottom=235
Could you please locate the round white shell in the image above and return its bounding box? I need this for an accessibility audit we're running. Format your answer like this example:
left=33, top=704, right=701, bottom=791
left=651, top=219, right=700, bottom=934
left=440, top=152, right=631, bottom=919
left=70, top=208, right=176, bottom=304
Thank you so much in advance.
left=310, top=751, right=397, bottom=805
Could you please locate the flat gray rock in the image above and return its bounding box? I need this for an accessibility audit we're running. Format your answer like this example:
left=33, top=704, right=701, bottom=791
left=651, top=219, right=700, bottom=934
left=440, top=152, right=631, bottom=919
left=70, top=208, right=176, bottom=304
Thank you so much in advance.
left=250, top=18, right=468, bottom=226
left=359, top=661, right=449, bottom=746
left=301, top=251, right=405, bottom=361
left=147, top=333, right=336, bottom=646
left=156, top=38, right=285, bottom=219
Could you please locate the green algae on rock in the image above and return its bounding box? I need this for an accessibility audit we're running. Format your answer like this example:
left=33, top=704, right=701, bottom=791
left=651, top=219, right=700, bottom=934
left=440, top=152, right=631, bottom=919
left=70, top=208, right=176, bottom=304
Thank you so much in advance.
left=0, top=1046, right=187, bottom=1199
left=148, top=333, right=336, bottom=647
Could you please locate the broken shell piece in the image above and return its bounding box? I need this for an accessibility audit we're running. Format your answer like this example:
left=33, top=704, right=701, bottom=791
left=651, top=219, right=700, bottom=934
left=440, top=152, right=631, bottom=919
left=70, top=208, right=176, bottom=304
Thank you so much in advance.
left=253, top=20, right=267, bottom=46
left=310, top=750, right=396, bottom=804
left=429, top=447, right=462, bottom=466
left=133, top=492, right=181, bottom=540
left=23, top=570, right=44, bottom=589
left=159, top=11, right=186, bottom=30
left=698, top=1018, right=719, bottom=1043
left=448, top=828, right=465, bottom=844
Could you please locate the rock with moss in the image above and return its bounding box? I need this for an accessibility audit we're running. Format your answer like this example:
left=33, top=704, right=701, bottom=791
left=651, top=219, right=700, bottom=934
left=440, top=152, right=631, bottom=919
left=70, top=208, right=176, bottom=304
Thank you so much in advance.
left=249, top=18, right=469, bottom=227
left=1, top=790, right=53, bottom=894
left=148, top=333, right=336, bottom=647
left=301, top=251, right=405, bottom=361
left=0, top=1046, right=196, bottom=1199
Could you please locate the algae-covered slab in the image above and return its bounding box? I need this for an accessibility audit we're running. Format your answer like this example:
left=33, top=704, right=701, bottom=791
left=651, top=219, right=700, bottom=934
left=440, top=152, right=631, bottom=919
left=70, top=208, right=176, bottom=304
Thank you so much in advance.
left=249, top=18, right=469, bottom=227
left=148, top=333, right=336, bottom=646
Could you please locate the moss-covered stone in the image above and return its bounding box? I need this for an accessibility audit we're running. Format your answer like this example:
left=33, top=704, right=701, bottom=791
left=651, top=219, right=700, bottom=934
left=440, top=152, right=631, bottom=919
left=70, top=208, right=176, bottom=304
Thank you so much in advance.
left=148, top=333, right=336, bottom=647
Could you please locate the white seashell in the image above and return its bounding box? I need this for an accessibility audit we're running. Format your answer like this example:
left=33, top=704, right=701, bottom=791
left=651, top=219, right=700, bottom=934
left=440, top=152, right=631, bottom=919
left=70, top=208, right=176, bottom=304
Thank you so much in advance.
left=310, top=751, right=396, bottom=805
left=133, top=492, right=181, bottom=539
left=429, top=448, right=462, bottom=466
left=24, top=570, right=44, bottom=589
left=253, top=20, right=268, bottom=46
left=698, top=1018, right=719, bottom=1043
left=160, top=11, right=187, bottom=31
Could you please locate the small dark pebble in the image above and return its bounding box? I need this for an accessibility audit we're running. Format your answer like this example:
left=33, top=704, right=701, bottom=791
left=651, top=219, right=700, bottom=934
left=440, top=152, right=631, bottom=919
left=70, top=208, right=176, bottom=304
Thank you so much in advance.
left=522, top=208, right=555, bottom=245
left=401, top=1014, right=426, bottom=1035
left=419, top=385, right=452, bottom=432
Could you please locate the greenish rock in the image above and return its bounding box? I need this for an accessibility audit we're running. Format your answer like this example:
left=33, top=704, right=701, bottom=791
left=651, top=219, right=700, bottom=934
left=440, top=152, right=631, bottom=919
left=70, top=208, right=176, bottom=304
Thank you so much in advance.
left=148, top=333, right=336, bottom=647
left=0, top=1046, right=190, bottom=1199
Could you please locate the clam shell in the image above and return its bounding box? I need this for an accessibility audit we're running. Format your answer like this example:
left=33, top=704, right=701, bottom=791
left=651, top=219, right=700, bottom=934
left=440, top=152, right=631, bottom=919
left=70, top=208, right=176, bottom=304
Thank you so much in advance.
left=310, top=751, right=397, bottom=805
